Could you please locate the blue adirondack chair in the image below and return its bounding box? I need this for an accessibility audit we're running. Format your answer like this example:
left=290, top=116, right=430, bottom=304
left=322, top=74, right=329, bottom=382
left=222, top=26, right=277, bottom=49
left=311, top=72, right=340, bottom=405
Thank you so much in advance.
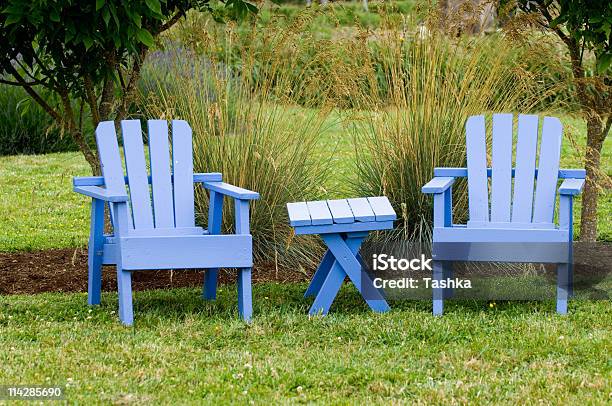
left=422, top=114, right=586, bottom=315
left=73, top=120, right=259, bottom=325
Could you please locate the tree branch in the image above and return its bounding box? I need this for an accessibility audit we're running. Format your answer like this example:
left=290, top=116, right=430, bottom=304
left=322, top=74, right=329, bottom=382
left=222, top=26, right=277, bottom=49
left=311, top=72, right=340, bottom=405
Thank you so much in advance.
left=98, top=51, right=117, bottom=121
left=60, top=90, right=99, bottom=173
left=0, top=78, right=42, bottom=86
left=158, top=11, right=184, bottom=34
left=83, top=73, right=100, bottom=125
left=115, top=46, right=148, bottom=122
left=31, top=51, right=61, bottom=90
left=6, top=65, right=62, bottom=122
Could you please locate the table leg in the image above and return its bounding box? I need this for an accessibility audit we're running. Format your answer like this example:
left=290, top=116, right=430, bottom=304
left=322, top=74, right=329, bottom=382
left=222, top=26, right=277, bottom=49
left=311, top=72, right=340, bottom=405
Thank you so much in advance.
left=310, top=233, right=390, bottom=315
left=304, top=249, right=335, bottom=298
left=308, top=260, right=346, bottom=315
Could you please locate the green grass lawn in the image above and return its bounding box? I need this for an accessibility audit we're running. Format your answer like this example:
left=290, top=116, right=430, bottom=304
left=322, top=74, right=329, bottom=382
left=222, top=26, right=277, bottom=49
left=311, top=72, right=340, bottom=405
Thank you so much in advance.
left=0, top=112, right=609, bottom=252
left=1, top=284, right=610, bottom=403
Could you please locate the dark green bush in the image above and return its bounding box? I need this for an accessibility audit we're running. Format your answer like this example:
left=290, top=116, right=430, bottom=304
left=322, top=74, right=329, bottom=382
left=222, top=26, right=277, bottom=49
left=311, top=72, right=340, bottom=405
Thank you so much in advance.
left=0, top=84, right=80, bottom=156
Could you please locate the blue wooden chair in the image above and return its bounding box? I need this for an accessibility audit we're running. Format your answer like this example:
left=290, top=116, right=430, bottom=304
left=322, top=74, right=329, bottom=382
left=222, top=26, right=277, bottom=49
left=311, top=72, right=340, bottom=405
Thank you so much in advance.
left=73, top=120, right=259, bottom=325
left=422, top=114, right=585, bottom=315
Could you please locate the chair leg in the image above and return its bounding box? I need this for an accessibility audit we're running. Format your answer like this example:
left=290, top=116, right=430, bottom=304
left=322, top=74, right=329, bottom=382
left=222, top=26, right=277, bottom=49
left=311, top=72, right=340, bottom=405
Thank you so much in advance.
left=433, top=261, right=445, bottom=316
left=87, top=198, right=104, bottom=305
left=556, top=263, right=569, bottom=315
left=117, top=266, right=134, bottom=326
left=87, top=241, right=103, bottom=306
left=443, top=261, right=454, bottom=299
left=203, top=268, right=218, bottom=300
left=237, top=268, right=252, bottom=322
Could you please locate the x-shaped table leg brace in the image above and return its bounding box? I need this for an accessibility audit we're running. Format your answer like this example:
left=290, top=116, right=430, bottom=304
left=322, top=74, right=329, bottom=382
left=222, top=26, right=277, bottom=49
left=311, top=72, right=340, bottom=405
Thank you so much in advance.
left=306, top=231, right=390, bottom=315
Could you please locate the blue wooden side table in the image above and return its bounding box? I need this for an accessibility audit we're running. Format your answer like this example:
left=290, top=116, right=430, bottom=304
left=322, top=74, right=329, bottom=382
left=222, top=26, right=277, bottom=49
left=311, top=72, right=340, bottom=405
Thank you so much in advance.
left=287, top=197, right=396, bottom=315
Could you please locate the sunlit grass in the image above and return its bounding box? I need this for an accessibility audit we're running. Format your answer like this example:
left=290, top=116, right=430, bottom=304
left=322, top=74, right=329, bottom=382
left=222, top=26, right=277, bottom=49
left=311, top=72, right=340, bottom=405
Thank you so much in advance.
left=1, top=283, right=610, bottom=403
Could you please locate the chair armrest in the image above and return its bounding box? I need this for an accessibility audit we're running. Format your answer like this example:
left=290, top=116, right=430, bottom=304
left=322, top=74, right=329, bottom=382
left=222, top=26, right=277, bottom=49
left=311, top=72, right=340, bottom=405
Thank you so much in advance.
left=193, top=172, right=223, bottom=183
left=73, top=185, right=128, bottom=202
left=422, top=177, right=455, bottom=194
left=203, top=182, right=260, bottom=200
left=559, top=178, right=585, bottom=196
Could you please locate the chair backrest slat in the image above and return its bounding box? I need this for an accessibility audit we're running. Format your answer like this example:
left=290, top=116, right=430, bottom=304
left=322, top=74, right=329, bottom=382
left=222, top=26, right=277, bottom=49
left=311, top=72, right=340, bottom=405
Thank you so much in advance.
left=96, top=121, right=133, bottom=229
left=466, top=115, right=489, bottom=223
left=511, top=114, right=539, bottom=223
left=148, top=120, right=175, bottom=228
left=490, top=114, right=513, bottom=222
left=532, top=117, right=562, bottom=223
left=171, top=120, right=196, bottom=227
left=122, top=120, right=154, bottom=230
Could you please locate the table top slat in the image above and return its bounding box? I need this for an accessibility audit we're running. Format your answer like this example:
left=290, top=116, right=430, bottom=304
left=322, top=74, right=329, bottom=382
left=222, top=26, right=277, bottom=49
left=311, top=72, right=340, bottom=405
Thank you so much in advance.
left=367, top=196, right=397, bottom=222
left=287, top=202, right=312, bottom=226
left=326, top=199, right=355, bottom=224
left=347, top=198, right=376, bottom=222
left=306, top=200, right=334, bottom=225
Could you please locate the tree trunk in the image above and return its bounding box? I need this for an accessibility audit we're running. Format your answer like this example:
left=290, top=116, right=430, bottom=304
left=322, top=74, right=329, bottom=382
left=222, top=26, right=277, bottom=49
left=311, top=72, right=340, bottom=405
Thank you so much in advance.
left=579, top=116, right=605, bottom=242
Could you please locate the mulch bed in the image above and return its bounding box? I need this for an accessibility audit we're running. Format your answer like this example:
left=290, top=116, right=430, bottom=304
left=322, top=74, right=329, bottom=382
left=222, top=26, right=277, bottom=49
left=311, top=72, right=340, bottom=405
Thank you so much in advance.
left=0, top=248, right=308, bottom=295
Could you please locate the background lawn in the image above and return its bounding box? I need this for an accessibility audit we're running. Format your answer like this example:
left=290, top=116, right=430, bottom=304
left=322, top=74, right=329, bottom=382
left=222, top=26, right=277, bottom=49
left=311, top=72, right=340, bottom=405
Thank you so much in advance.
left=0, top=112, right=610, bottom=252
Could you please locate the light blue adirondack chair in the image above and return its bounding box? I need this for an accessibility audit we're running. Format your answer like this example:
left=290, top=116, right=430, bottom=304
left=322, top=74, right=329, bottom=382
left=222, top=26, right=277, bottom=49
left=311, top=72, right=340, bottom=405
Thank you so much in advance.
left=422, top=114, right=586, bottom=315
left=73, top=120, right=259, bottom=325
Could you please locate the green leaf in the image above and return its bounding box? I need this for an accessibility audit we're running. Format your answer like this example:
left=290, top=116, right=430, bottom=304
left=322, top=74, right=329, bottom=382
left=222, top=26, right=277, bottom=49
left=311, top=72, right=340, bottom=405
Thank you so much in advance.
left=130, top=12, right=142, bottom=28
left=145, top=0, right=162, bottom=15
left=136, top=28, right=155, bottom=47
left=49, top=10, right=60, bottom=22
left=3, top=14, right=21, bottom=26
left=96, top=0, right=105, bottom=11
left=596, top=53, right=612, bottom=73
left=102, top=7, right=111, bottom=26
left=83, top=36, right=94, bottom=50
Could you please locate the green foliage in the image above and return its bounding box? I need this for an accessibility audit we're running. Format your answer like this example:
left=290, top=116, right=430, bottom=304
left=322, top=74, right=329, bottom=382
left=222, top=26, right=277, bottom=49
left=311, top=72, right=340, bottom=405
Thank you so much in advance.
left=0, top=0, right=258, bottom=172
left=0, top=85, right=80, bottom=155
left=551, top=1, right=612, bottom=73
left=518, top=0, right=612, bottom=72
left=1, top=0, right=201, bottom=88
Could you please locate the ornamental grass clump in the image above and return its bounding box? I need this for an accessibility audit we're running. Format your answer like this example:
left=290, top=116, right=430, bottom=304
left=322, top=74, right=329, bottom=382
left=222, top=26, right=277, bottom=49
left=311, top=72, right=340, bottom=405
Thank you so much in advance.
left=141, top=19, right=342, bottom=271
left=349, top=30, right=535, bottom=240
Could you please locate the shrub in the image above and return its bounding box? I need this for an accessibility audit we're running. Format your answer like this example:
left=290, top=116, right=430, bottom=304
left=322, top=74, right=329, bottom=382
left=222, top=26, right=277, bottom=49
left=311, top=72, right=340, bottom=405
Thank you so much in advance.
left=348, top=32, right=535, bottom=240
left=141, top=40, right=334, bottom=270
left=0, top=84, right=79, bottom=156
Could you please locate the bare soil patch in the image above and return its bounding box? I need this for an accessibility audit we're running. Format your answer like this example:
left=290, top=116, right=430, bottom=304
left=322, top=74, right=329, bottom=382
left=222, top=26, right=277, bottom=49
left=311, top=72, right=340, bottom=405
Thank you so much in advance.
left=0, top=248, right=308, bottom=295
